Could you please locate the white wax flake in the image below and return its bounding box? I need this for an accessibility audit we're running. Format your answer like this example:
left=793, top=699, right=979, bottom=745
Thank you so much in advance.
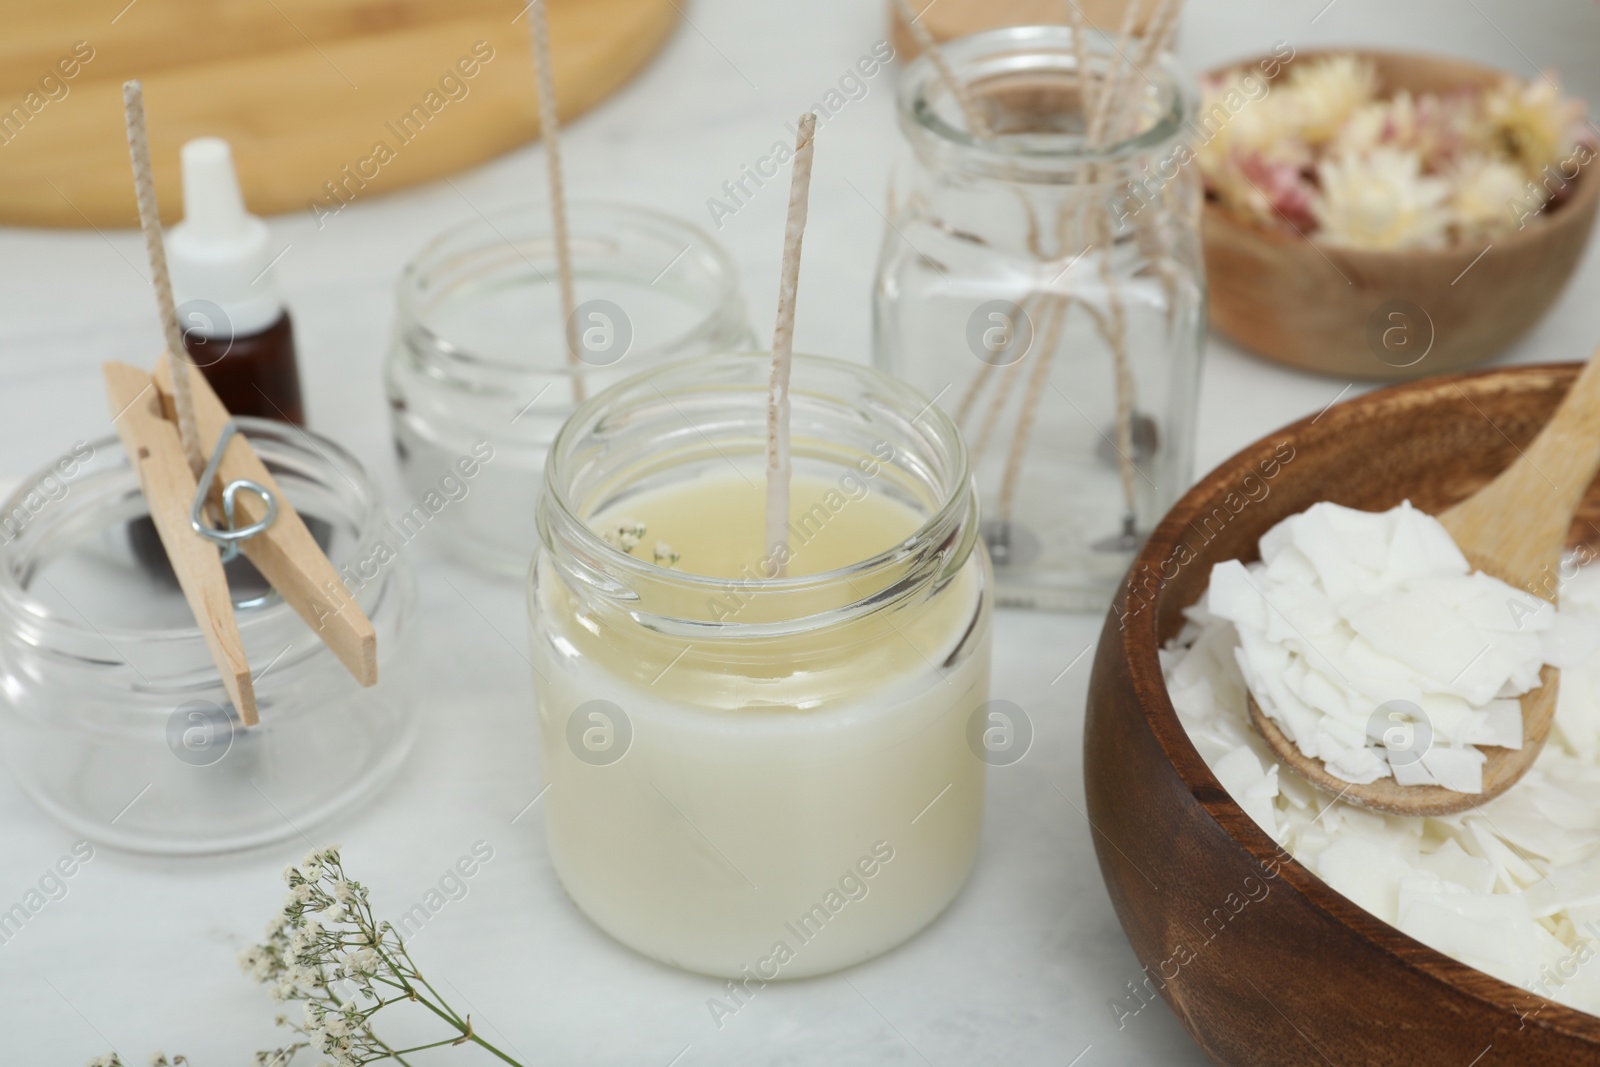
left=1313, top=837, right=1412, bottom=923
left=1213, top=745, right=1281, bottom=836
left=1164, top=523, right=1600, bottom=1015
left=1418, top=839, right=1496, bottom=894
left=1347, top=593, right=1490, bottom=690
left=1545, top=612, right=1600, bottom=670
left=1419, top=745, right=1485, bottom=795
left=1205, top=500, right=1557, bottom=793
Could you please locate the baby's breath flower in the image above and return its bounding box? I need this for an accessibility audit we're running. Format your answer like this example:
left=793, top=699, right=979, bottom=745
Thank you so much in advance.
left=601, top=520, right=647, bottom=553
left=1312, top=148, right=1452, bottom=250
left=244, top=844, right=528, bottom=1067
left=341, top=947, right=381, bottom=978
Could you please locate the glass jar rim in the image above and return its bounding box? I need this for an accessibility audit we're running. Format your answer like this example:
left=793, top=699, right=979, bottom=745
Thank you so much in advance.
left=899, top=24, right=1197, bottom=170
left=537, top=351, right=979, bottom=634
left=395, top=199, right=746, bottom=378
left=0, top=419, right=383, bottom=645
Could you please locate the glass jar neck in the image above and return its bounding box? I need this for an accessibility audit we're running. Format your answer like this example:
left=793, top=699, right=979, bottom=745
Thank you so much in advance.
left=535, top=352, right=980, bottom=640
left=395, top=200, right=748, bottom=388
left=0, top=419, right=395, bottom=694
left=897, top=25, right=1196, bottom=186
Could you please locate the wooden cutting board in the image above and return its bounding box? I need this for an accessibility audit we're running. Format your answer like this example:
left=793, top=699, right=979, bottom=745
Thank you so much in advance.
left=0, top=0, right=678, bottom=228
left=891, top=0, right=1147, bottom=59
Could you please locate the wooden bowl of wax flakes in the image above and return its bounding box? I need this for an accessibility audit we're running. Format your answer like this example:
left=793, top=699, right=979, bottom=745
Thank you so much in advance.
left=1085, top=363, right=1600, bottom=1065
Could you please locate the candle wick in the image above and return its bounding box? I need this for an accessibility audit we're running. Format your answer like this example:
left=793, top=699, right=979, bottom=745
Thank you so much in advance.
left=526, top=0, right=584, bottom=404
left=765, top=113, right=817, bottom=578
left=123, top=79, right=204, bottom=477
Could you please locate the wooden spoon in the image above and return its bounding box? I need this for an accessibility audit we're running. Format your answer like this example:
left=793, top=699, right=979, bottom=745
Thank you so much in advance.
left=1249, top=352, right=1600, bottom=817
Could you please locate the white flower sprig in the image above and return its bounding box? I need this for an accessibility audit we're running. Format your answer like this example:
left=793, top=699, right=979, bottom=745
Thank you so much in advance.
left=239, top=846, right=526, bottom=1067
left=84, top=848, right=529, bottom=1067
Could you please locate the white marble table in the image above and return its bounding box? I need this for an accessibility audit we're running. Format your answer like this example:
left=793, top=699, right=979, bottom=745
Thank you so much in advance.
left=4, top=0, right=1599, bottom=1062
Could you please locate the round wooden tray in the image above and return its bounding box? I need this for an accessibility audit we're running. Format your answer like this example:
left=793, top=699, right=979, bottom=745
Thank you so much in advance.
left=0, top=0, right=678, bottom=228
left=889, top=0, right=1144, bottom=58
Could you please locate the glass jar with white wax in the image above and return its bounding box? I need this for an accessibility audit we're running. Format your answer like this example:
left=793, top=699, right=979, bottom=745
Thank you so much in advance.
left=528, top=353, right=993, bottom=978
left=387, top=201, right=754, bottom=575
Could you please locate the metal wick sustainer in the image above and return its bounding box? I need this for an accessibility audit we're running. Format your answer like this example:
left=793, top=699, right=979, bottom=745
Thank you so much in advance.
left=190, top=421, right=278, bottom=563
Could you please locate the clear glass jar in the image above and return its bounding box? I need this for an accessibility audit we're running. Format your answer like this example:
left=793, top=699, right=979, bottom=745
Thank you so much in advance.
left=875, top=25, right=1205, bottom=611
left=387, top=200, right=754, bottom=575
left=0, top=420, right=417, bottom=854
left=528, top=353, right=993, bottom=979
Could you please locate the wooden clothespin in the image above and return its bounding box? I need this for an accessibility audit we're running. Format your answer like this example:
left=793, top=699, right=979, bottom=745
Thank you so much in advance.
left=108, top=80, right=376, bottom=729
left=106, top=362, right=258, bottom=722
left=155, top=354, right=377, bottom=685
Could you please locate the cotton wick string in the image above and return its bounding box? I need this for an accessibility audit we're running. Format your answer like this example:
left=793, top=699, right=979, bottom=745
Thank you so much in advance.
left=999, top=294, right=1071, bottom=521
left=765, top=112, right=818, bottom=577
left=1064, top=0, right=1097, bottom=131
left=122, top=79, right=203, bottom=477
left=894, top=0, right=991, bottom=138
left=996, top=0, right=1185, bottom=528
left=1108, top=0, right=1183, bottom=142
left=1086, top=0, right=1145, bottom=145
left=527, top=0, right=584, bottom=404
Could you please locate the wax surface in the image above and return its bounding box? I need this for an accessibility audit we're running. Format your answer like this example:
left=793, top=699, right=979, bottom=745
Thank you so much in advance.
left=590, top=473, right=922, bottom=579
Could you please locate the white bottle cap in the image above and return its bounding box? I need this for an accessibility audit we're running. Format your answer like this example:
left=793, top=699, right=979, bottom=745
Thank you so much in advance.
left=167, top=137, right=283, bottom=339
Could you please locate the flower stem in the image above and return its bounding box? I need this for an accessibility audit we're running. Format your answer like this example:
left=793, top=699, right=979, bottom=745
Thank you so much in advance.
left=403, top=994, right=525, bottom=1066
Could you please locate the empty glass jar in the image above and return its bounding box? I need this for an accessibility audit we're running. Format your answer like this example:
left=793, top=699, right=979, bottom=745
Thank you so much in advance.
left=387, top=201, right=754, bottom=575
left=874, top=25, right=1205, bottom=611
left=0, top=421, right=417, bottom=854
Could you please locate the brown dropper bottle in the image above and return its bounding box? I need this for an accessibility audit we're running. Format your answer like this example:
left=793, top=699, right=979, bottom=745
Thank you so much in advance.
left=167, top=137, right=304, bottom=425
left=131, top=138, right=314, bottom=592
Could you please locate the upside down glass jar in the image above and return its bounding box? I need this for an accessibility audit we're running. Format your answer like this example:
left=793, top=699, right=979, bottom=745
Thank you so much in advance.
left=528, top=353, right=994, bottom=978
left=387, top=200, right=754, bottom=575
left=874, top=25, right=1205, bottom=611
left=0, top=420, right=417, bottom=854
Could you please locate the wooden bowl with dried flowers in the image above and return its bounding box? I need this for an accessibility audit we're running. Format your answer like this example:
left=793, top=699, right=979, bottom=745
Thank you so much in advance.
left=1199, top=49, right=1600, bottom=380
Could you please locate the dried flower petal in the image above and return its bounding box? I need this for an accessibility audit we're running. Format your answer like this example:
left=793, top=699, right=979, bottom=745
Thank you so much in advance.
left=1451, top=154, right=1540, bottom=238
left=1481, top=72, right=1588, bottom=180
left=1312, top=148, right=1452, bottom=250
left=1282, top=55, right=1378, bottom=145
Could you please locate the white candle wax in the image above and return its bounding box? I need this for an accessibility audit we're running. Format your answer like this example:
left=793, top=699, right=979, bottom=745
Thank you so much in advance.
left=531, top=470, right=991, bottom=979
